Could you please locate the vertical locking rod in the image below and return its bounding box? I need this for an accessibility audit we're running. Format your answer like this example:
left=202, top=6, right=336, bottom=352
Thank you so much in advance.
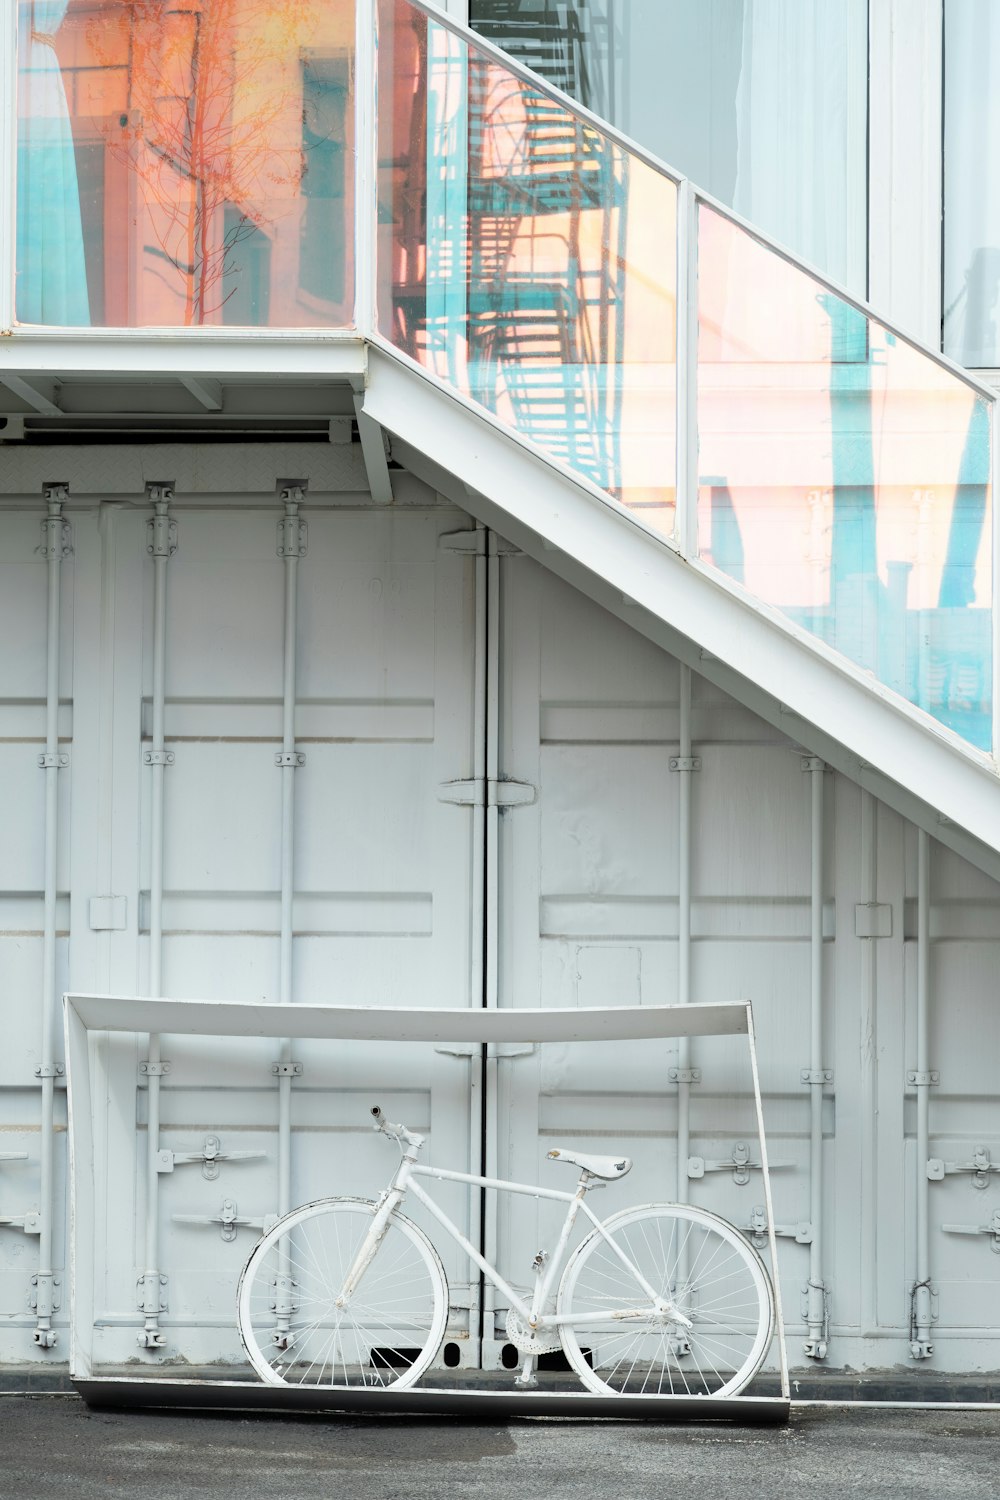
left=141, top=482, right=175, bottom=1348
left=34, top=483, right=70, bottom=1347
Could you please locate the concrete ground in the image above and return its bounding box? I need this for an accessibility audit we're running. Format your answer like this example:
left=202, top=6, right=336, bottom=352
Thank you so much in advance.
left=2, top=1396, right=999, bottom=1500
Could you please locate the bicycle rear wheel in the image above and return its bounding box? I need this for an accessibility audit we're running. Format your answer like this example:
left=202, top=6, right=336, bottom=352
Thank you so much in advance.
left=557, top=1202, right=774, bottom=1398
left=237, top=1196, right=448, bottom=1390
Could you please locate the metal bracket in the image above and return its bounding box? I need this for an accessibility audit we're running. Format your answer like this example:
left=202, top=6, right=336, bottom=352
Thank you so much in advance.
left=438, top=528, right=521, bottom=558
left=801, top=757, right=825, bottom=773
left=669, top=757, right=701, bottom=773
left=688, top=1141, right=793, bottom=1186
left=801, top=1069, right=833, bottom=1086
left=271, top=1061, right=303, bottom=1077
left=437, top=778, right=535, bottom=808
left=0, top=1158, right=41, bottom=1234
left=33, top=1063, right=64, bottom=1080
left=146, top=511, right=177, bottom=558
left=928, top=1147, right=997, bottom=1189
left=138, top=1061, right=171, bottom=1078
left=37, top=752, right=68, bottom=770
left=668, top=1067, right=701, bottom=1084
left=855, top=902, right=892, bottom=938
left=439, top=528, right=486, bottom=556
left=156, top=1135, right=266, bottom=1181
left=277, top=516, right=308, bottom=558
left=39, top=517, right=73, bottom=561
left=907, top=1071, right=940, bottom=1087
left=29, top=1272, right=62, bottom=1317
left=0, top=1211, right=41, bottom=1234
left=137, top=1272, right=168, bottom=1315
left=143, top=750, right=175, bottom=766
left=274, top=751, right=305, bottom=768
left=942, top=1210, right=1000, bottom=1253
left=744, top=1205, right=813, bottom=1251
left=173, top=1200, right=279, bottom=1244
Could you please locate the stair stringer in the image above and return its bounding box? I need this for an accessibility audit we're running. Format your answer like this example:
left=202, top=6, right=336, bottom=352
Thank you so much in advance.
left=364, top=342, right=1000, bottom=884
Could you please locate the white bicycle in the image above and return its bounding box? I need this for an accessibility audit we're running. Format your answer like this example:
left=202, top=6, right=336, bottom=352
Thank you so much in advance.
left=237, top=1106, right=775, bottom=1398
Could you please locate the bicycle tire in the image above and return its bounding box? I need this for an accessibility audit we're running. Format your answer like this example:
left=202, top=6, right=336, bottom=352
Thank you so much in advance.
left=557, top=1202, right=775, bottom=1398
left=237, top=1196, right=448, bottom=1390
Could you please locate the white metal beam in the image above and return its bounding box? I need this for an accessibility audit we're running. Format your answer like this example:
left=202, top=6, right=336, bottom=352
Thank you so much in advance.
left=353, top=393, right=394, bottom=504
left=0, top=334, right=367, bottom=382
left=177, top=376, right=223, bottom=410
left=65, top=993, right=751, bottom=1042
left=364, top=344, right=1000, bottom=879
left=0, top=375, right=61, bottom=414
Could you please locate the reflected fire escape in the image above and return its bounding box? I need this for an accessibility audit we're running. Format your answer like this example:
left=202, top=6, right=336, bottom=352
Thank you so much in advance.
left=400, top=8, right=629, bottom=494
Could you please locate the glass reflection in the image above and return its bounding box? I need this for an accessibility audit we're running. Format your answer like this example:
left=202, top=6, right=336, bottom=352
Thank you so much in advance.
left=698, top=205, right=993, bottom=750
left=469, top=0, right=868, bottom=295
left=378, top=0, right=677, bottom=524
left=16, top=0, right=355, bottom=327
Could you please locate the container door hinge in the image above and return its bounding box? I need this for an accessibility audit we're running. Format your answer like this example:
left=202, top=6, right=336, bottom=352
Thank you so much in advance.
left=688, top=1141, right=794, bottom=1186
left=156, top=1135, right=267, bottom=1181
left=173, top=1201, right=279, bottom=1243
left=928, top=1146, right=997, bottom=1189
left=942, top=1210, right=1000, bottom=1253
left=743, top=1205, right=812, bottom=1251
left=437, top=778, right=535, bottom=808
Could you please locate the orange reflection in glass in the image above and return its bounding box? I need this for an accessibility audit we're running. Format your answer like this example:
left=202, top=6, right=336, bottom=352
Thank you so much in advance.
left=698, top=205, right=992, bottom=749
left=377, top=0, right=677, bottom=527
left=17, top=0, right=355, bottom=327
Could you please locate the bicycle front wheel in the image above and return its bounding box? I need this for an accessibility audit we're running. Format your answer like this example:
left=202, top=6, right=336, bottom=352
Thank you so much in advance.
left=557, top=1203, right=774, bottom=1398
left=237, top=1196, right=448, bottom=1390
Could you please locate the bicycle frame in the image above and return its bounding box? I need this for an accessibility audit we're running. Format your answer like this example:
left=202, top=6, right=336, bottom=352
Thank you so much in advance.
left=338, top=1149, right=679, bottom=1335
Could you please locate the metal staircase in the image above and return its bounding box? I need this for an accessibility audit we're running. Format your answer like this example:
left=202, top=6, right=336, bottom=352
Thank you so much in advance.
left=367, top=0, right=1000, bottom=877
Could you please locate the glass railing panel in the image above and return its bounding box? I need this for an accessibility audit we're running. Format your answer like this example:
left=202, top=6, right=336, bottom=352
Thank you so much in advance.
left=377, top=0, right=677, bottom=528
left=15, top=0, right=355, bottom=328
left=697, top=203, right=994, bottom=751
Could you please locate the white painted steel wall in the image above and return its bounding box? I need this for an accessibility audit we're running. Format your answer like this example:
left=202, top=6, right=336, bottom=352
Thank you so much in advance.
left=1, top=443, right=999, bottom=1375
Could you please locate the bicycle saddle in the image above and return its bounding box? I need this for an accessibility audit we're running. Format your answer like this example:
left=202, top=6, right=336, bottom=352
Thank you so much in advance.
left=547, top=1148, right=632, bottom=1180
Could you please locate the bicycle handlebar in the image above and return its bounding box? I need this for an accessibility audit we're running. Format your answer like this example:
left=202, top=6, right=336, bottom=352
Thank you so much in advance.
left=371, top=1105, right=424, bottom=1150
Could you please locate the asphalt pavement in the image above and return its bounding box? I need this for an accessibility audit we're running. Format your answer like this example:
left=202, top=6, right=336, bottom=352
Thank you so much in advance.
left=2, top=1396, right=999, bottom=1500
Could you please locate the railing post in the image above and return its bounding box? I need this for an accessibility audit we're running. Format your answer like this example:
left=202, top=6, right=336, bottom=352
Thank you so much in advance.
left=674, top=179, right=699, bottom=559
left=0, top=5, right=16, bottom=331
left=993, top=394, right=1000, bottom=766
left=355, top=0, right=378, bottom=339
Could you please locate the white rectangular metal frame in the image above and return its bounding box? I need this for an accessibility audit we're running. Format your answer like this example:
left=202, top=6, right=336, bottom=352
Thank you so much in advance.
left=63, top=992, right=790, bottom=1419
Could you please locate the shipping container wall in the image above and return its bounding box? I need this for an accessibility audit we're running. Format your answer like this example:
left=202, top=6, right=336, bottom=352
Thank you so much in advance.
left=0, top=443, right=998, bottom=1375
